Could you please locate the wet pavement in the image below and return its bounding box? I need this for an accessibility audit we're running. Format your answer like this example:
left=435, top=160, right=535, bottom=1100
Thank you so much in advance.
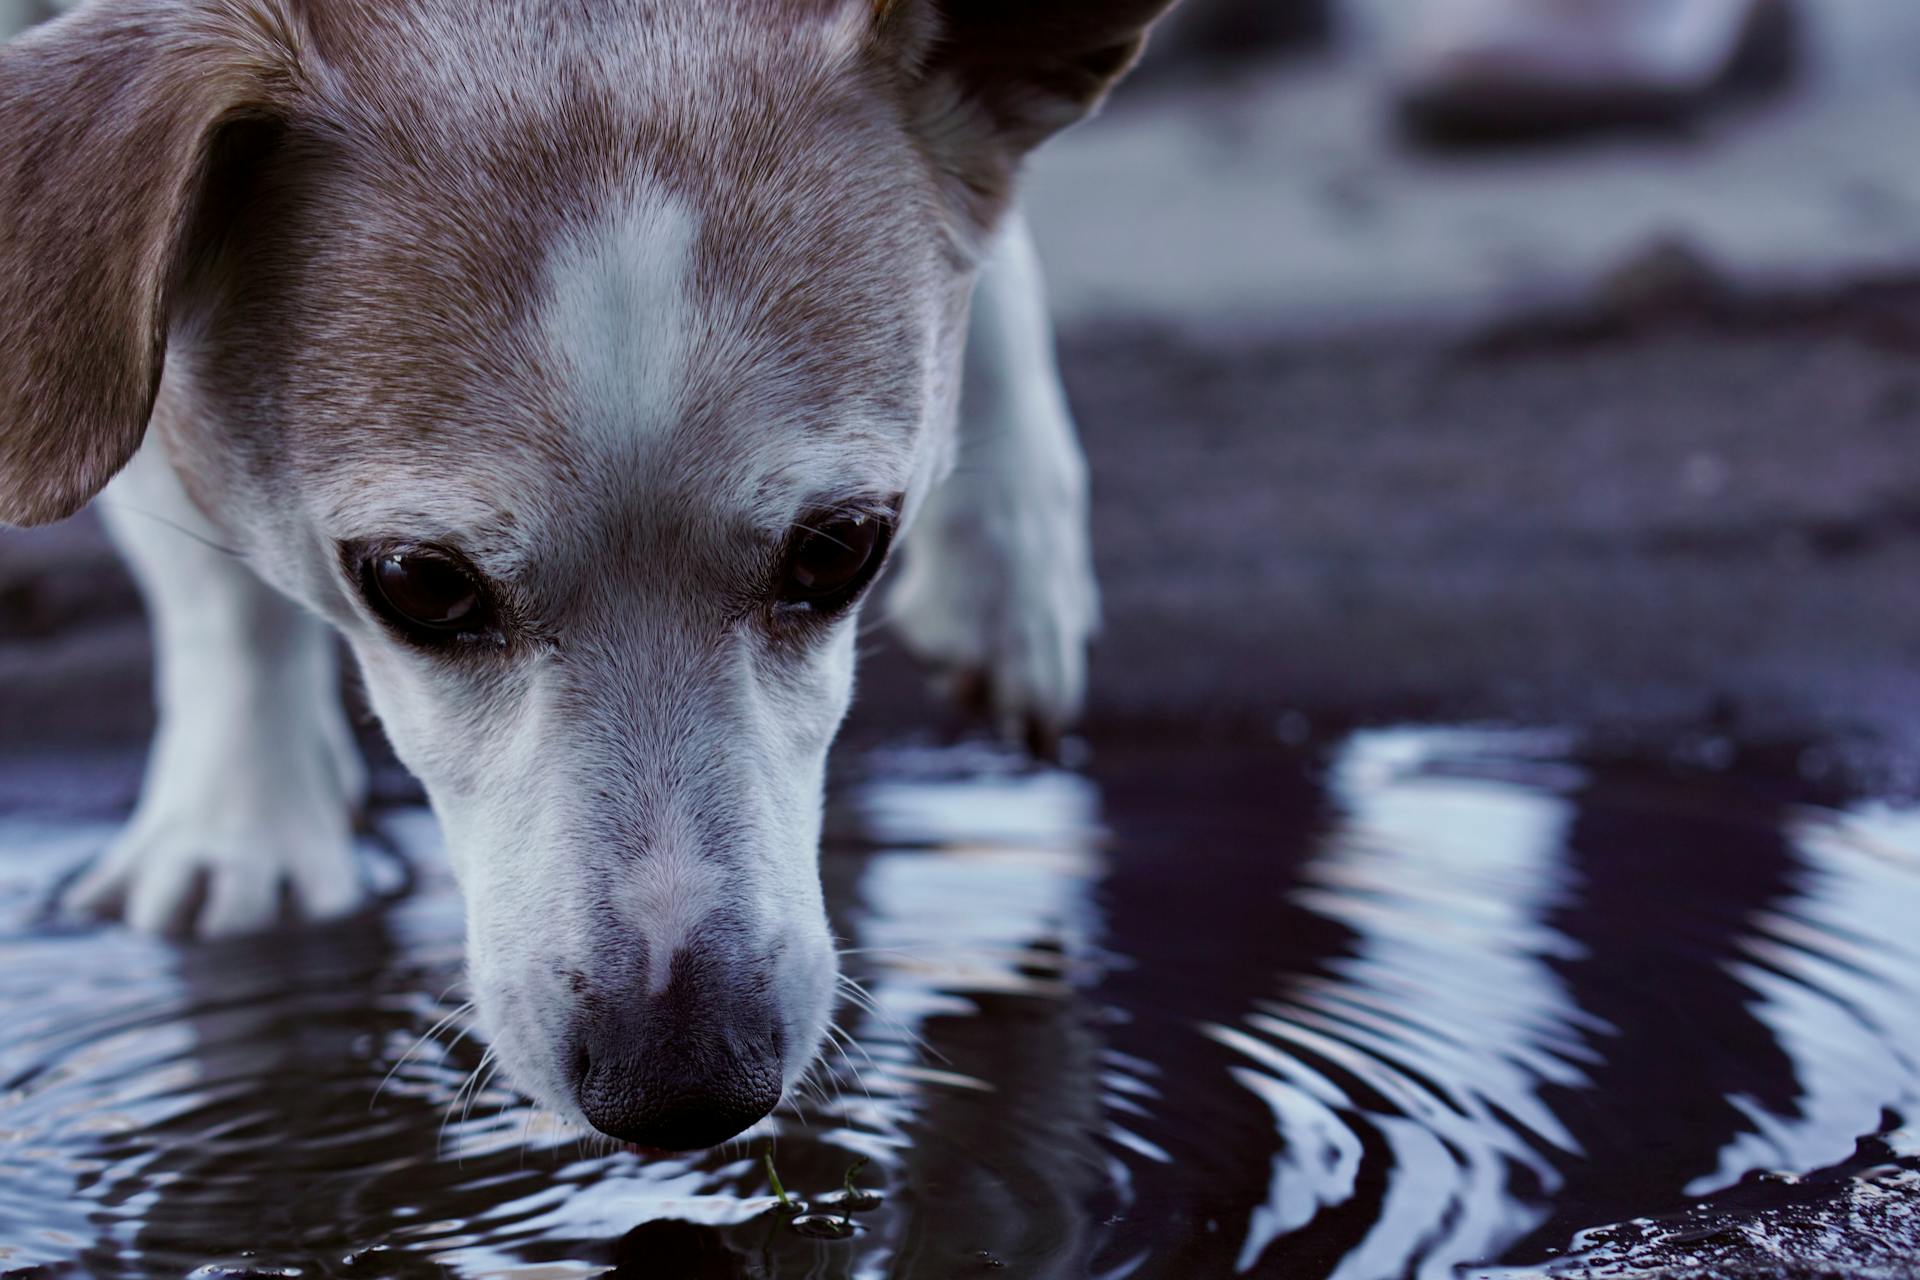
left=2, top=731, right=1918, bottom=1279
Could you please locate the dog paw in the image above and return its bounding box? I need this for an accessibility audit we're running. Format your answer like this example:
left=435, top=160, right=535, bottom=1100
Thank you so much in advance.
left=63, top=819, right=365, bottom=939
left=887, top=488, right=1099, bottom=757
left=64, top=731, right=368, bottom=939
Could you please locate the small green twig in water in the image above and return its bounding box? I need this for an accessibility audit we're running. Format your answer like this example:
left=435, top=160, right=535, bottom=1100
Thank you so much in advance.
left=838, top=1156, right=874, bottom=1224
left=764, top=1148, right=796, bottom=1212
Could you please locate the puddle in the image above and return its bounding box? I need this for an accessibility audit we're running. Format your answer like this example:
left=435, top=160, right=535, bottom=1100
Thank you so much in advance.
left=2, top=728, right=1918, bottom=1278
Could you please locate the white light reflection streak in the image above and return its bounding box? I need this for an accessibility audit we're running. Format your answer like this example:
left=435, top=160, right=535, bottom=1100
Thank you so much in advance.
left=833, top=748, right=1112, bottom=1280
left=1690, top=801, right=1920, bottom=1195
left=1217, top=728, right=1596, bottom=1279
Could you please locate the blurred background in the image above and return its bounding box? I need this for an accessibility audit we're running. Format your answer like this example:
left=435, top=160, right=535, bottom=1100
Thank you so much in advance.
left=7, top=4, right=1920, bottom=1277
left=981, top=0, right=1920, bottom=783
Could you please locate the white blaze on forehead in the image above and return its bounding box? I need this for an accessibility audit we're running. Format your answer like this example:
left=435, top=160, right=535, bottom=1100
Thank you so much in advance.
left=542, top=192, right=701, bottom=454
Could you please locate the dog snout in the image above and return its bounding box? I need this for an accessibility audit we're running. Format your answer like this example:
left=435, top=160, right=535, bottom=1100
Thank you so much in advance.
left=570, top=955, right=785, bottom=1151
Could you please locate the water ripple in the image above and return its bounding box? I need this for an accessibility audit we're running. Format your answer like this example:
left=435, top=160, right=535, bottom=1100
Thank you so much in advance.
left=1, top=732, right=1918, bottom=1277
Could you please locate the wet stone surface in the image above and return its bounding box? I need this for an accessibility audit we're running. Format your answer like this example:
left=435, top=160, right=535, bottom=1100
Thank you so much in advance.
left=1, top=731, right=1918, bottom=1278
left=1498, top=1147, right=1920, bottom=1280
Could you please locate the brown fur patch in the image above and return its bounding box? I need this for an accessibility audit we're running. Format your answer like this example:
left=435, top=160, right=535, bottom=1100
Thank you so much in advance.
left=0, top=0, right=1176, bottom=535
left=0, top=0, right=304, bottom=526
left=871, top=0, right=1183, bottom=239
left=165, top=1, right=949, bottom=541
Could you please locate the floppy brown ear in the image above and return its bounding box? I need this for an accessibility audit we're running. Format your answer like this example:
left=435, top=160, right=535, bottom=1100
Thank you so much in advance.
left=879, top=0, right=1180, bottom=233
left=0, top=0, right=301, bottom=526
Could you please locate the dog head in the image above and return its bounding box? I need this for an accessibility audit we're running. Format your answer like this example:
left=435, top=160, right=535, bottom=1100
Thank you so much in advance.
left=0, top=0, right=1172, bottom=1149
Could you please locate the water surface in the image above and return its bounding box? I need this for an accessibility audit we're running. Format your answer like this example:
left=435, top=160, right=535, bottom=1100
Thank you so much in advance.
left=2, top=728, right=1918, bottom=1278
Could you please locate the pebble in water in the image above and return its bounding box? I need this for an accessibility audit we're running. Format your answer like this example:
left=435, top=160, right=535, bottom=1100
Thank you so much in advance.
left=787, top=1213, right=856, bottom=1241
left=814, top=1187, right=884, bottom=1214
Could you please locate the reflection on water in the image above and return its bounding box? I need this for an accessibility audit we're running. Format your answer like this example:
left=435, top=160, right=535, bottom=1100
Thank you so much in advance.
left=1213, top=731, right=1592, bottom=1279
left=2, top=729, right=1918, bottom=1278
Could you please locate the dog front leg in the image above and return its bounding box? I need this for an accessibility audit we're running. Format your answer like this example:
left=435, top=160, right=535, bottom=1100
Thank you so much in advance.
left=0, top=1, right=62, bottom=41
left=65, top=443, right=368, bottom=937
left=888, top=212, right=1100, bottom=755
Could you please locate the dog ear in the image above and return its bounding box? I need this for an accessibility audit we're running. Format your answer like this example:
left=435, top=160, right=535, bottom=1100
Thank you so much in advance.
left=876, top=0, right=1179, bottom=234
left=0, top=1, right=302, bottom=526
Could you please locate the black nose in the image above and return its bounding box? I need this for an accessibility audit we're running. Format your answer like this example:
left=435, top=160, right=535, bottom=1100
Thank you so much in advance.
left=573, top=956, right=784, bottom=1151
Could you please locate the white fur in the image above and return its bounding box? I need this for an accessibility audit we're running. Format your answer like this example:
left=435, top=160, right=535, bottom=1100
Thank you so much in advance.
left=297, top=184, right=896, bottom=1124
left=60, top=212, right=1095, bottom=1125
left=65, top=443, right=368, bottom=938
left=24, top=0, right=1108, bottom=1151
left=890, top=215, right=1100, bottom=739
left=614, top=805, right=732, bottom=996
left=543, top=194, right=700, bottom=454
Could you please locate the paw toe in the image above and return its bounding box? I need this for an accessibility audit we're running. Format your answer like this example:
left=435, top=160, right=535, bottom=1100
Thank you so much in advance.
left=123, top=855, right=210, bottom=937
left=65, top=833, right=367, bottom=939
left=61, top=856, right=132, bottom=920
left=198, top=865, right=287, bottom=940
left=290, top=853, right=366, bottom=924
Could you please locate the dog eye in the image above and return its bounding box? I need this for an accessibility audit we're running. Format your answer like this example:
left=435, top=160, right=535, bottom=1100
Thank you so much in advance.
left=776, top=513, right=892, bottom=614
left=360, top=549, right=494, bottom=643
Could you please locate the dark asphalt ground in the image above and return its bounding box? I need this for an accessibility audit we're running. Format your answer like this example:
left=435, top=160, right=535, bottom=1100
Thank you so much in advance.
left=1053, top=280, right=1920, bottom=776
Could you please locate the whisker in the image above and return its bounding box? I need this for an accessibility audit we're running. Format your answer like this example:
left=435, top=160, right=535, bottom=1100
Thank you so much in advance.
left=461, top=1049, right=502, bottom=1131
left=441, top=1041, right=501, bottom=1162
left=828, top=1018, right=881, bottom=1073
left=822, top=1021, right=874, bottom=1107
left=517, top=1106, right=543, bottom=1171
left=91, top=499, right=247, bottom=558
left=782, top=1087, right=818, bottom=1132
left=373, top=996, right=475, bottom=1110
left=838, top=973, right=948, bottom=1065
left=790, top=522, right=857, bottom=552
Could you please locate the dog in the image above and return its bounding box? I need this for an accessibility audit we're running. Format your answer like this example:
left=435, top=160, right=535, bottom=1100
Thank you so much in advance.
left=0, top=0, right=1174, bottom=1152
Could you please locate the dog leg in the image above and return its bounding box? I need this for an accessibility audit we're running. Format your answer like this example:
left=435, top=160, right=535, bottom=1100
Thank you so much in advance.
left=65, top=444, right=367, bottom=937
left=0, top=0, right=60, bottom=40
left=888, top=213, right=1099, bottom=754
